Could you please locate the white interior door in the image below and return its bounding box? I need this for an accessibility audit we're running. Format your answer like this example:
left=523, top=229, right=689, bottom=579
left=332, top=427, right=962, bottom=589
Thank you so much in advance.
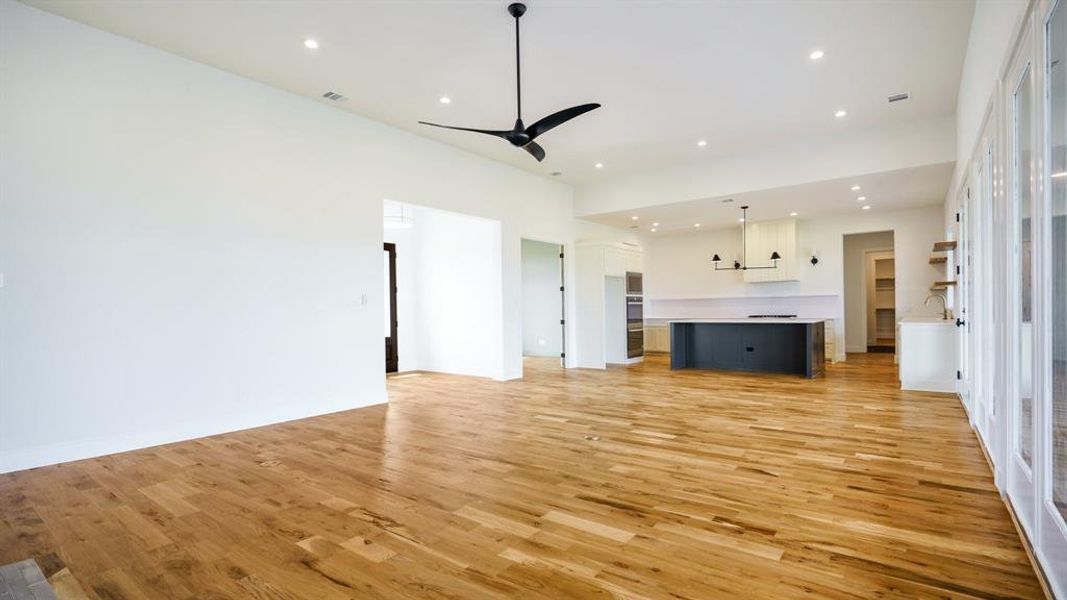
left=1007, top=28, right=1038, bottom=537
left=976, top=138, right=996, bottom=451
left=957, top=182, right=972, bottom=413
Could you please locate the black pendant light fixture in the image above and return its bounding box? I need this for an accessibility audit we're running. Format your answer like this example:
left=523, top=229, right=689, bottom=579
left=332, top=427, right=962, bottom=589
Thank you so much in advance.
left=418, top=3, right=601, bottom=162
left=711, top=206, right=781, bottom=271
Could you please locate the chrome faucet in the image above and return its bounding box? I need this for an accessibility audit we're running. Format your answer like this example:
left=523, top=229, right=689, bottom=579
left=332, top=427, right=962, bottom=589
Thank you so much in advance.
left=924, top=294, right=949, bottom=320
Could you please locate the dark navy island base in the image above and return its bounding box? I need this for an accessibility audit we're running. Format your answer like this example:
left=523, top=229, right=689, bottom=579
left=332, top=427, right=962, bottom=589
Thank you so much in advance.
left=670, top=319, right=825, bottom=378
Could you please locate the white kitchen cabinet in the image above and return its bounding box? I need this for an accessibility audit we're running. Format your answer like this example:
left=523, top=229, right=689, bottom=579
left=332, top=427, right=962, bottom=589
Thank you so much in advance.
left=604, top=247, right=626, bottom=277
left=574, top=241, right=643, bottom=369
left=624, top=250, right=642, bottom=273
left=743, top=219, right=799, bottom=283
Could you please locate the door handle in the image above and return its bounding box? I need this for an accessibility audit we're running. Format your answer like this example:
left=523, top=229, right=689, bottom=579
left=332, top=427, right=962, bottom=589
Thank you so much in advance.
left=746, top=346, right=755, bottom=352
left=956, top=318, right=965, bottom=327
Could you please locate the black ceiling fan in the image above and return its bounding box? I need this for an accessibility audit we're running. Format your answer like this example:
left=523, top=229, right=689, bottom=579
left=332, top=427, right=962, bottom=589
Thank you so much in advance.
left=418, top=2, right=600, bottom=162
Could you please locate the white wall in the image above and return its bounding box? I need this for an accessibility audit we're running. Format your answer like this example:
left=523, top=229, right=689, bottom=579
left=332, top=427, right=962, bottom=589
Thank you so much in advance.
left=0, top=2, right=635, bottom=473
left=521, top=239, right=562, bottom=357
left=946, top=0, right=1029, bottom=226
left=642, top=205, right=944, bottom=359
left=411, top=207, right=501, bottom=378
left=843, top=231, right=895, bottom=352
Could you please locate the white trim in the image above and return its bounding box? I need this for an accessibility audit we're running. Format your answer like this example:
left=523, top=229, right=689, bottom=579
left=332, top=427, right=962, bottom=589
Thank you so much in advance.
left=901, top=379, right=957, bottom=393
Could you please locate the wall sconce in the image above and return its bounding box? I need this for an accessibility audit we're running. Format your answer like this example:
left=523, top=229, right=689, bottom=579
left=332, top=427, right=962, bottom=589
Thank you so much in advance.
left=810, top=247, right=819, bottom=265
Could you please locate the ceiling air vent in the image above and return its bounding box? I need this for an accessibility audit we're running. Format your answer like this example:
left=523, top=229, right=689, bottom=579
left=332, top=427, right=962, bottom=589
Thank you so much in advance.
left=322, top=91, right=346, bottom=102
left=888, top=92, right=910, bottom=103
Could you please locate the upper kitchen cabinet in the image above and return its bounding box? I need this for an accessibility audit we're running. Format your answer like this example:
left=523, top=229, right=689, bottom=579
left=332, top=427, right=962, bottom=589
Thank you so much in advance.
left=603, top=244, right=642, bottom=277
left=743, top=219, right=799, bottom=283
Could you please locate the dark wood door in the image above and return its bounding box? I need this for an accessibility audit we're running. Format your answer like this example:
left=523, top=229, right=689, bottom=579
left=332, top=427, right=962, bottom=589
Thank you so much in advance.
left=384, top=243, right=398, bottom=373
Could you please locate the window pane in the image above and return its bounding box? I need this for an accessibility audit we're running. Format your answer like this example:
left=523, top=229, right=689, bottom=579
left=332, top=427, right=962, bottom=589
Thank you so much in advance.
left=1016, top=63, right=1035, bottom=469
left=1050, top=0, right=1067, bottom=521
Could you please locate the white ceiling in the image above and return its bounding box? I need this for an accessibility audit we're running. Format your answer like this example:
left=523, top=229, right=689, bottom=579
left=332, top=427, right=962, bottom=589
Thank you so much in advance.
left=585, top=162, right=955, bottom=233
left=24, top=0, right=974, bottom=185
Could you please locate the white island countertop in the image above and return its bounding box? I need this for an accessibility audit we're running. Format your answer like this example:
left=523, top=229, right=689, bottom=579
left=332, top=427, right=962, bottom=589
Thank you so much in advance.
left=668, top=318, right=827, bottom=325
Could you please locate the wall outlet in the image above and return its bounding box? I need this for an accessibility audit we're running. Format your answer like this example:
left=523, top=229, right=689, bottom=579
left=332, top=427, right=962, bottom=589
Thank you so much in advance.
left=537, top=338, right=546, bottom=347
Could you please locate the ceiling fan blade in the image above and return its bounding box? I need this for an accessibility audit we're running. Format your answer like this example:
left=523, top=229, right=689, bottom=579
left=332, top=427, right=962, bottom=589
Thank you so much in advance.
left=525, top=103, right=601, bottom=140
left=522, top=140, right=546, bottom=162
left=418, top=121, right=511, bottom=139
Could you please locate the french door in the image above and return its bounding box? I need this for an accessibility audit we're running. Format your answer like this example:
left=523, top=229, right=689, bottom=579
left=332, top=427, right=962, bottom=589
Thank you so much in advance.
left=1039, top=0, right=1067, bottom=587
left=1008, top=20, right=1038, bottom=541
left=976, top=139, right=997, bottom=452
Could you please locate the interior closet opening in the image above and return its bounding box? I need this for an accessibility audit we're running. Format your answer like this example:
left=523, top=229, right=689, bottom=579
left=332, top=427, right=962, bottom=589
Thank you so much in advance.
left=842, top=231, right=896, bottom=356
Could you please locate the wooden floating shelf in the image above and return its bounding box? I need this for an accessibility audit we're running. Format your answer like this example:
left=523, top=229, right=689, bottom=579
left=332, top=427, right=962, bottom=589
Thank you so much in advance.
left=933, top=241, right=957, bottom=252
left=929, top=256, right=948, bottom=264
left=933, top=280, right=957, bottom=287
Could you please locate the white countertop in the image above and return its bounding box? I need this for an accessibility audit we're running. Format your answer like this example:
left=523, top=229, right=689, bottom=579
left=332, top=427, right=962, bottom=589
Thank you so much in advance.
left=668, top=318, right=826, bottom=325
left=898, top=316, right=955, bottom=325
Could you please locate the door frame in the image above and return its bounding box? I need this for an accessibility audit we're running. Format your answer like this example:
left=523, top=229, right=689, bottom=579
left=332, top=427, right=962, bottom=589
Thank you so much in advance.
left=384, top=242, right=398, bottom=373
left=519, top=236, right=570, bottom=369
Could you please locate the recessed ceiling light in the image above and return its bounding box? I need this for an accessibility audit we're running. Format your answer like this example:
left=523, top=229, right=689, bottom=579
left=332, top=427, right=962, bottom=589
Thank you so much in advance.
left=738, top=217, right=745, bottom=222
left=631, top=215, right=639, bottom=221
left=790, top=212, right=798, bottom=216
left=862, top=205, right=871, bottom=210
left=650, top=228, right=658, bottom=232
left=694, top=223, right=701, bottom=228
left=439, top=96, right=451, bottom=104
left=652, top=222, right=660, bottom=227
left=304, top=39, right=319, bottom=49
left=857, top=196, right=866, bottom=201
left=850, top=185, right=861, bottom=191
left=809, top=50, right=824, bottom=60
left=835, top=109, right=848, bottom=118
left=697, top=140, right=707, bottom=147
left=595, top=162, right=604, bottom=169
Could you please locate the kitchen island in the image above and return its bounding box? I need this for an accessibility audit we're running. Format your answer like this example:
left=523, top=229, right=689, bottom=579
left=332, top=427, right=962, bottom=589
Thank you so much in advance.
left=670, top=318, right=825, bottom=378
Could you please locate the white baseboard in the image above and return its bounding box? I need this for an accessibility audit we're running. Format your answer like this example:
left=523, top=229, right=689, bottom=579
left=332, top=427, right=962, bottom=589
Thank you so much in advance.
left=900, top=378, right=956, bottom=393
left=0, top=394, right=387, bottom=474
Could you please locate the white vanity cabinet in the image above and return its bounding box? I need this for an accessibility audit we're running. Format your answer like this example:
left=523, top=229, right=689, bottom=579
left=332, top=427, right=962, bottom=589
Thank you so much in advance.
left=899, top=318, right=958, bottom=392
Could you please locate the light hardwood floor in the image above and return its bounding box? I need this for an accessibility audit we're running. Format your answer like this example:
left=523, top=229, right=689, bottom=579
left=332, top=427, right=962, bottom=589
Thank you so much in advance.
left=0, top=354, right=1044, bottom=599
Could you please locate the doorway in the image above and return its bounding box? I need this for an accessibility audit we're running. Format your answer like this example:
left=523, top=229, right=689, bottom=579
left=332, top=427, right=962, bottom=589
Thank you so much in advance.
left=384, top=242, right=397, bottom=373
left=842, top=231, right=895, bottom=356
left=520, top=239, right=565, bottom=364
left=382, top=199, right=503, bottom=379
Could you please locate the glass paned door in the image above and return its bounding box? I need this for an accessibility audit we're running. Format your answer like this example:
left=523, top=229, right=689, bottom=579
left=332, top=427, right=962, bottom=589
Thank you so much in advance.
left=1040, top=2, right=1067, bottom=594
left=1016, top=62, right=1036, bottom=472
left=1008, top=32, right=1038, bottom=537
left=1052, top=0, right=1067, bottom=527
